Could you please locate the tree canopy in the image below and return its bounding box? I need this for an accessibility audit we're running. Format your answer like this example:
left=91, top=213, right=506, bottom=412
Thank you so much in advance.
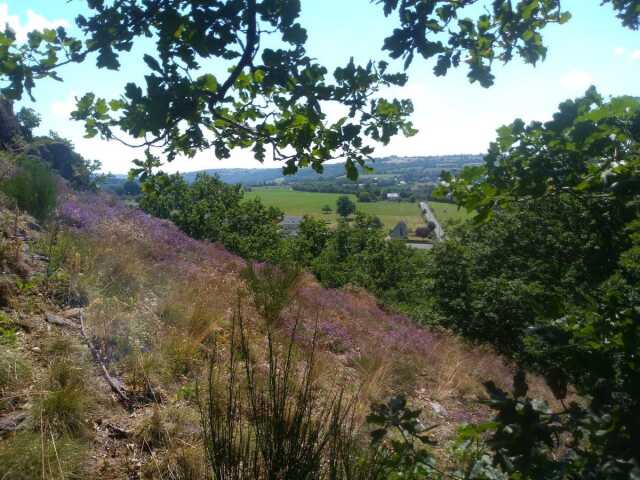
left=0, top=1, right=638, bottom=177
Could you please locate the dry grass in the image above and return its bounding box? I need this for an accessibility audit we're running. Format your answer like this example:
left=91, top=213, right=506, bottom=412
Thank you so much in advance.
left=43, top=191, right=562, bottom=476
left=0, top=431, right=86, bottom=480
left=33, top=355, right=92, bottom=438
left=0, top=345, right=31, bottom=412
left=65, top=189, right=557, bottom=403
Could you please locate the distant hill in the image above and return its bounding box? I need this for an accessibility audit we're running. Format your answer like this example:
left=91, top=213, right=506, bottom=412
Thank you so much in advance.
left=182, top=154, right=484, bottom=186
left=101, top=154, right=484, bottom=192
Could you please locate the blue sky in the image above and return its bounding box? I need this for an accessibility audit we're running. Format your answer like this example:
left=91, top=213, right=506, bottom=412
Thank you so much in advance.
left=2, top=0, right=639, bottom=174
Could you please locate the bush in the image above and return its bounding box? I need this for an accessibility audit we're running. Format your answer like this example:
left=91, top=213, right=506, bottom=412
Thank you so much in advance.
left=139, top=172, right=283, bottom=261
left=198, top=298, right=363, bottom=479
left=336, top=195, right=356, bottom=218
left=1, top=157, right=57, bottom=221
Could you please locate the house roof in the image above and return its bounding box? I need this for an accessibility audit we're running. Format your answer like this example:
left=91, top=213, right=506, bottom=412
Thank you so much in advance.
left=390, top=220, right=408, bottom=238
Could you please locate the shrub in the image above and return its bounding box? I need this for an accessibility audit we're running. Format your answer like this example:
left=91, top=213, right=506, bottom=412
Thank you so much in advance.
left=198, top=302, right=362, bottom=479
left=336, top=195, right=356, bottom=218
left=160, top=332, right=201, bottom=379
left=1, top=157, right=57, bottom=221
left=241, top=262, right=300, bottom=326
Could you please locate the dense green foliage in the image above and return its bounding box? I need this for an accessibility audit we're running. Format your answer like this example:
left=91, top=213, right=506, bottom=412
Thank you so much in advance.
left=433, top=90, right=640, bottom=479
left=288, top=214, right=429, bottom=306
left=27, top=134, right=102, bottom=190
left=1, top=157, right=57, bottom=221
left=15, top=106, right=40, bottom=141
left=336, top=195, right=356, bottom=218
left=140, top=172, right=283, bottom=261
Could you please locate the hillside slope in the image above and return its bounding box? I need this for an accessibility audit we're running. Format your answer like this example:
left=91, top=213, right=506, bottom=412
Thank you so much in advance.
left=1, top=187, right=554, bottom=478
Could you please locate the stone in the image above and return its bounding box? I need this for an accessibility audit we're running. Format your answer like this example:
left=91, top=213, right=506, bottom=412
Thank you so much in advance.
left=45, top=312, right=80, bottom=329
left=430, top=401, right=448, bottom=417
left=0, top=411, right=28, bottom=435
left=61, top=308, right=82, bottom=319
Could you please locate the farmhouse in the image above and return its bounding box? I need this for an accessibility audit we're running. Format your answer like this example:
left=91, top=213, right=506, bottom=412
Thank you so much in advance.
left=389, top=221, right=408, bottom=239
left=386, top=192, right=400, bottom=200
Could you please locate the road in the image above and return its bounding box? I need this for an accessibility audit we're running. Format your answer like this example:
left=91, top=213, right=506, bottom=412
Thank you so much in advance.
left=419, top=202, right=444, bottom=242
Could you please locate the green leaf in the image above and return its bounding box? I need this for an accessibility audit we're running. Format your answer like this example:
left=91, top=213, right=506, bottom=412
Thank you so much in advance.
left=197, top=74, right=218, bottom=93
left=143, top=54, right=162, bottom=73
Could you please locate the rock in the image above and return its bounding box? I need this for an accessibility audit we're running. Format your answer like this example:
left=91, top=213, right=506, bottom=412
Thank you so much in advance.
left=0, top=97, right=22, bottom=150
left=61, top=308, right=82, bottom=319
left=31, top=346, right=41, bottom=353
left=45, top=312, right=80, bottom=329
left=0, top=411, right=28, bottom=436
left=430, top=401, right=448, bottom=417
left=26, top=221, right=42, bottom=232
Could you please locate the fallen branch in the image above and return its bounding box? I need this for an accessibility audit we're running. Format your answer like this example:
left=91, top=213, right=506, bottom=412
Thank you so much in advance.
left=79, top=312, right=130, bottom=407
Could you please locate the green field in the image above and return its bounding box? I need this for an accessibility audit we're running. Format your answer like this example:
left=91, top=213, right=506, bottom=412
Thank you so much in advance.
left=246, top=188, right=425, bottom=232
left=429, top=201, right=472, bottom=225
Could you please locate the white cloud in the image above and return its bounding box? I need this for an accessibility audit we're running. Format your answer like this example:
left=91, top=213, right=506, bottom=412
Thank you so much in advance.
left=631, top=50, right=640, bottom=60
left=559, top=70, right=594, bottom=92
left=50, top=92, right=77, bottom=120
left=614, top=47, right=625, bottom=57
left=0, top=4, right=68, bottom=43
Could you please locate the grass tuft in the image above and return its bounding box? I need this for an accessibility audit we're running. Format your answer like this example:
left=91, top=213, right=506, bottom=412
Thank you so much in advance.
left=33, top=358, right=90, bottom=438
left=0, top=345, right=30, bottom=412
left=0, top=432, right=85, bottom=480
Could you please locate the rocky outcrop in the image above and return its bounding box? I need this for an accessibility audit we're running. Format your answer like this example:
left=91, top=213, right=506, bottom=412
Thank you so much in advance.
left=26, top=140, right=84, bottom=181
left=0, top=97, right=22, bottom=150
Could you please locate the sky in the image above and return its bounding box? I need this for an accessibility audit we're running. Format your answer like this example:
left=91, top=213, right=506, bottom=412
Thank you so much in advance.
left=2, top=0, right=639, bottom=174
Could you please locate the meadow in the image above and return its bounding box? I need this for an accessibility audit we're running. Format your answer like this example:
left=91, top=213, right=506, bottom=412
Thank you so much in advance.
left=428, top=201, right=472, bottom=225
left=246, top=187, right=426, bottom=232
left=246, top=187, right=471, bottom=233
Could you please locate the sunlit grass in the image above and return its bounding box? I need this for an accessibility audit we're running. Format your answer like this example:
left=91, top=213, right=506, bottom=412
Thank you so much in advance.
left=428, top=201, right=473, bottom=225
left=246, top=187, right=426, bottom=232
